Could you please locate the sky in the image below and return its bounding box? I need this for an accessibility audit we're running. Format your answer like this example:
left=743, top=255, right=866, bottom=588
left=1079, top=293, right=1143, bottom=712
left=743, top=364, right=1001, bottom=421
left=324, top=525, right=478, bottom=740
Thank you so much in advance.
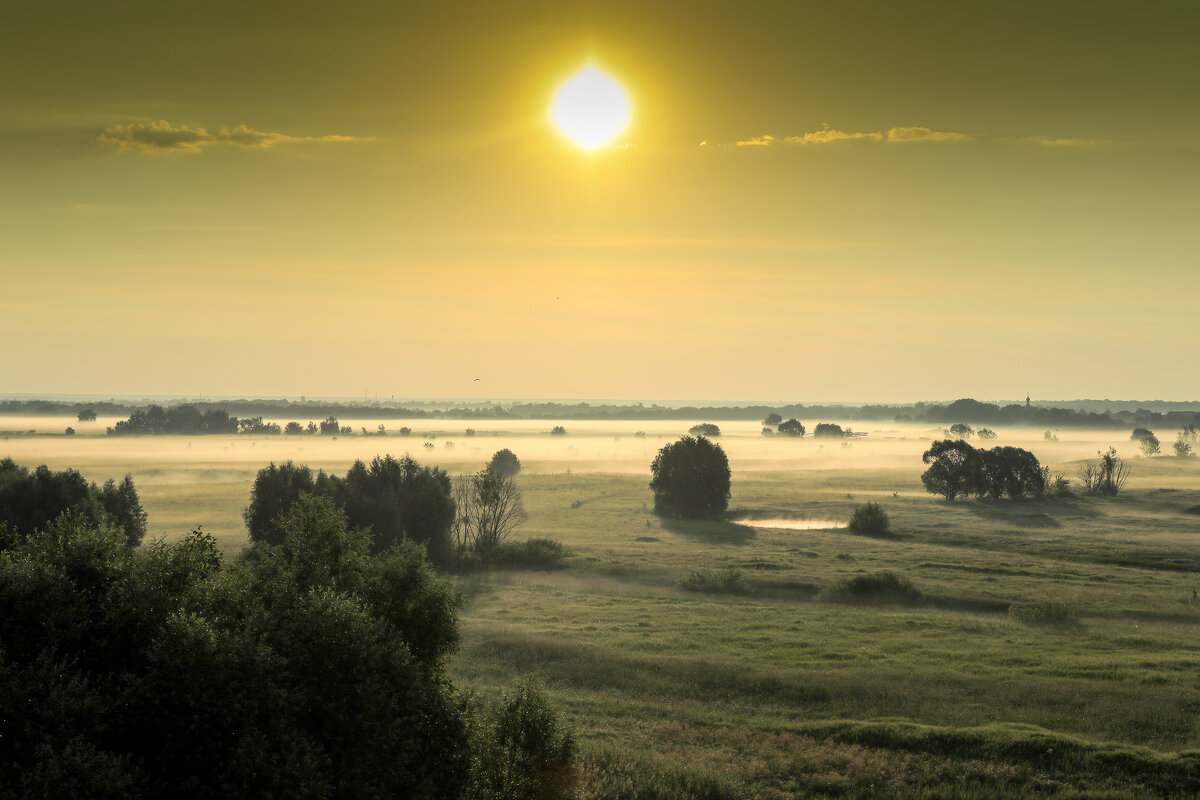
left=3, top=1, right=1198, bottom=403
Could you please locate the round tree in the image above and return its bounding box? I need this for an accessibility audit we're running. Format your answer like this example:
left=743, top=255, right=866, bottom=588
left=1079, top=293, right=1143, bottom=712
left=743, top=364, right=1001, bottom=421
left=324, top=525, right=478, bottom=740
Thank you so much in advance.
left=487, top=448, right=522, bottom=478
left=649, top=436, right=731, bottom=520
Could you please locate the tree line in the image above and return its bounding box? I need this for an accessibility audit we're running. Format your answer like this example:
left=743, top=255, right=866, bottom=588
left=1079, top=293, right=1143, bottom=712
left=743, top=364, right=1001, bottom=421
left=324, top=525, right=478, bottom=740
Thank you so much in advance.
left=14, top=396, right=1200, bottom=427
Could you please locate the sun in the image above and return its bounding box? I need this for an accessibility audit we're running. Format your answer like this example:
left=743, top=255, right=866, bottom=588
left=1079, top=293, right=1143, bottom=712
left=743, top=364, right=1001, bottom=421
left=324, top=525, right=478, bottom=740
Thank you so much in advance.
left=549, top=66, right=631, bottom=151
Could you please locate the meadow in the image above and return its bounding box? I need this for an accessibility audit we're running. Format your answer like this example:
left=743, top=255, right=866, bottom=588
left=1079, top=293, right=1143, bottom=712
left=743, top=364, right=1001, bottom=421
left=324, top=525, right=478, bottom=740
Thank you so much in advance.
left=4, top=416, right=1200, bottom=797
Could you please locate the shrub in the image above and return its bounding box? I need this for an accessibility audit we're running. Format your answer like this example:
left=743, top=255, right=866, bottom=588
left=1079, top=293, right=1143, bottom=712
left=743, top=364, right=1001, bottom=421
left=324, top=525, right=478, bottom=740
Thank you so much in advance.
left=484, top=538, right=567, bottom=569
left=1009, top=601, right=1077, bottom=627
left=550, top=426, right=567, bottom=436
left=823, top=571, right=922, bottom=605
left=678, top=568, right=747, bottom=595
left=467, top=681, right=578, bottom=800
left=649, top=436, right=731, bottom=520
left=847, top=502, right=890, bottom=536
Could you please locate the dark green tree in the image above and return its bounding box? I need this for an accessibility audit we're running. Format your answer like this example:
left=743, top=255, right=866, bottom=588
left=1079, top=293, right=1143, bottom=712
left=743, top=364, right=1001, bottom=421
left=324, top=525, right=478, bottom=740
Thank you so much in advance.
left=777, top=419, right=805, bottom=436
left=243, top=461, right=319, bottom=545
left=487, top=449, right=522, bottom=479
left=920, top=439, right=980, bottom=501
left=649, top=436, right=731, bottom=520
left=0, top=459, right=145, bottom=547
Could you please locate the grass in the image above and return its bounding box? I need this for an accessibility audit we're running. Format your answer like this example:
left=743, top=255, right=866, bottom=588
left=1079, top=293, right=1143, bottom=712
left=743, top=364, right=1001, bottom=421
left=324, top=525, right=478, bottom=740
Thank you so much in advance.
left=10, top=430, right=1200, bottom=797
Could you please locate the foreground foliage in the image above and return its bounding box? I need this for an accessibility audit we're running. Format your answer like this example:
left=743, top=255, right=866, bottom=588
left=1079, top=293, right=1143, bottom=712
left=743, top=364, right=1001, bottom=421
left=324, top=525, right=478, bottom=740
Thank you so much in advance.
left=0, top=496, right=573, bottom=800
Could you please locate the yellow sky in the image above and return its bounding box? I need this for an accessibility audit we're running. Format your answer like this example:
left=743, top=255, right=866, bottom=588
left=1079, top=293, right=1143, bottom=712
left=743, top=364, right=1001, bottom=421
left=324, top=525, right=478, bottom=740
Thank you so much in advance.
left=2, top=2, right=1198, bottom=401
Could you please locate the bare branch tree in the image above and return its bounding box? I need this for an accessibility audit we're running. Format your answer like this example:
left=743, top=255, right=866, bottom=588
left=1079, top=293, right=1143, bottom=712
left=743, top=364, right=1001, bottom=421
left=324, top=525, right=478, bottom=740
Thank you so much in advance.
left=469, top=470, right=527, bottom=553
left=1079, top=447, right=1131, bottom=496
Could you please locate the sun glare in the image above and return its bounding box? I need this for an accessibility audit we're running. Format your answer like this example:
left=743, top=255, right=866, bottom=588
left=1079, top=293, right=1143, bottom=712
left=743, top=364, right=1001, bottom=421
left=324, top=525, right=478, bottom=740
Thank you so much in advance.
left=549, top=66, right=631, bottom=151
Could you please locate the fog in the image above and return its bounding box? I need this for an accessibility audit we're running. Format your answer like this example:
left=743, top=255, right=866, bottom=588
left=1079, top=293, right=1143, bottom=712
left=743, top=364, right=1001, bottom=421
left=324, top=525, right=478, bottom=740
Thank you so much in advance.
left=0, top=415, right=1162, bottom=483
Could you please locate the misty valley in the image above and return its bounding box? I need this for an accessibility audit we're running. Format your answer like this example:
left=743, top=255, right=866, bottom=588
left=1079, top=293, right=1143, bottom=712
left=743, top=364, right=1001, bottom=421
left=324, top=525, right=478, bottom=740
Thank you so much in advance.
left=4, top=401, right=1200, bottom=798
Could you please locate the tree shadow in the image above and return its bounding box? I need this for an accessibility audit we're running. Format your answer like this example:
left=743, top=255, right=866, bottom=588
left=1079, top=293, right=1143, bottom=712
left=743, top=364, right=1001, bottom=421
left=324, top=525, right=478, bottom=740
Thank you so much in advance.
left=659, top=516, right=757, bottom=545
left=961, top=498, right=1104, bottom=528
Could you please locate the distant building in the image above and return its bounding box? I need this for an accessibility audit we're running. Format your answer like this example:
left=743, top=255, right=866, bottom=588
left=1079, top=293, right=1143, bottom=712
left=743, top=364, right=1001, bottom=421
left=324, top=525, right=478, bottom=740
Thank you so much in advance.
left=1026, top=394, right=1031, bottom=408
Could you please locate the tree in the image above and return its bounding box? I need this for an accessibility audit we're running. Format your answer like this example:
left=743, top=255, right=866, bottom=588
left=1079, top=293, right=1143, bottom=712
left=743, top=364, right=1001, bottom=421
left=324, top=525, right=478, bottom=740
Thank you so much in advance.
left=813, top=423, right=845, bottom=438
left=1078, top=448, right=1131, bottom=496
left=920, top=439, right=980, bottom=501
left=77, top=408, right=97, bottom=422
left=762, top=413, right=782, bottom=427
left=649, top=436, right=731, bottom=520
left=550, top=426, right=566, bottom=436
left=326, top=455, right=457, bottom=564
left=1175, top=433, right=1194, bottom=458
left=1139, top=433, right=1161, bottom=457
left=457, top=470, right=527, bottom=554
left=777, top=419, right=805, bottom=436
left=487, top=449, right=522, bottom=478
left=688, top=423, right=721, bottom=436
left=0, top=458, right=145, bottom=547
left=1044, top=430, right=1058, bottom=442
left=243, top=460, right=319, bottom=545
left=1131, top=427, right=1154, bottom=441
left=319, top=416, right=340, bottom=435
left=284, top=421, right=304, bottom=435
left=977, top=428, right=997, bottom=441
left=948, top=423, right=974, bottom=440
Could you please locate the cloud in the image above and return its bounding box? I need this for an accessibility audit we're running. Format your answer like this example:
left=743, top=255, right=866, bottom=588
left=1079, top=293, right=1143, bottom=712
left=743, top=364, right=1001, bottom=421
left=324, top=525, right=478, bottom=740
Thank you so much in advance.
left=736, top=134, right=775, bottom=147
left=1022, top=136, right=1099, bottom=147
left=100, top=120, right=372, bottom=153
left=784, top=129, right=883, bottom=145
left=885, top=126, right=972, bottom=142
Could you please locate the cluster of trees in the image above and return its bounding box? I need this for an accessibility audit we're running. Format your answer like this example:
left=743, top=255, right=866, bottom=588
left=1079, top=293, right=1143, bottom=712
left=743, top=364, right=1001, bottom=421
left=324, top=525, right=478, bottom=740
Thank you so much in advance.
left=246, top=450, right=531, bottom=566
left=107, top=405, right=238, bottom=435
left=649, top=436, right=731, bottom=519
left=0, top=458, right=145, bottom=546
left=0, top=494, right=575, bottom=799
left=1131, top=425, right=1197, bottom=457
left=920, top=440, right=1054, bottom=501
left=688, top=423, right=721, bottom=436
left=760, top=416, right=849, bottom=438
left=245, top=455, right=457, bottom=564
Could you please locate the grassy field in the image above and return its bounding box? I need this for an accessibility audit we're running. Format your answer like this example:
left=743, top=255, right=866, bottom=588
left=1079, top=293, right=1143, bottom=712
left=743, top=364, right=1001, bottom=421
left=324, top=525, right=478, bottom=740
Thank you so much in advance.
left=5, top=422, right=1200, bottom=796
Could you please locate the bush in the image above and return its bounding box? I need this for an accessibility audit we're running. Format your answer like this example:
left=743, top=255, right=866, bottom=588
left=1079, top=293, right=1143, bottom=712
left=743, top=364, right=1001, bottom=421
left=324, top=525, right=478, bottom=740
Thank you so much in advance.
left=649, top=436, right=731, bottom=520
left=678, top=568, right=747, bottom=595
left=1009, top=601, right=1077, bottom=627
left=823, top=571, right=922, bottom=605
left=847, top=502, right=890, bottom=536
left=550, top=426, right=566, bottom=436
left=482, top=538, right=567, bottom=569
left=467, top=681, right=578, bottom=800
